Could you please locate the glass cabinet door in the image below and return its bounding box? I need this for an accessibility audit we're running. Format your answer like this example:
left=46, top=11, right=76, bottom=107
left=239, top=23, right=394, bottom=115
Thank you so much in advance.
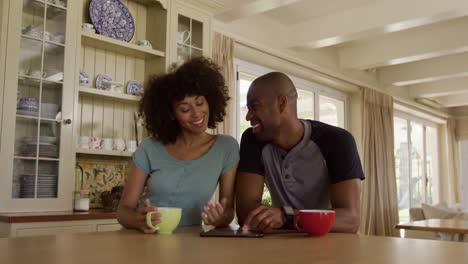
left=13, top=0, right=67, bottom=199
left=176, top=14, right=205, bottom=64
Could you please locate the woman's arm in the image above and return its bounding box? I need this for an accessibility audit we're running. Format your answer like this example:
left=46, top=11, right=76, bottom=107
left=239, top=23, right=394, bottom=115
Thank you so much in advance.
left=117, top=162, right=160, bottom=233
left=202, top=165, right=237, bottom=227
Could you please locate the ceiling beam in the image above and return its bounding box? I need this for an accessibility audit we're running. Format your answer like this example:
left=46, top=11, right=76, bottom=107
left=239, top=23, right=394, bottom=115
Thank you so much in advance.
left=409, top=77, right=468, bottom=98
left=378, top=52, right=468, bottom=86
left=215, top=0, right=302, bottom=22
left=437, top=94, right=468, bottom=108
left=277, top=0, right=468, bottom=49
left=339, top=17, right=468, bottom=70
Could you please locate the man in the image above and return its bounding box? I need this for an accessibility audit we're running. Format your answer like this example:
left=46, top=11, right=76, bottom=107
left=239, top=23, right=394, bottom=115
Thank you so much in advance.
left=236, top=72, right=364, bottom=233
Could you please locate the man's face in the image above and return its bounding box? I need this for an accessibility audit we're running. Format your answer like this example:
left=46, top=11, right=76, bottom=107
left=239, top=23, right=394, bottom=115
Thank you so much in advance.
left=246, top=84, right=281, bottom=141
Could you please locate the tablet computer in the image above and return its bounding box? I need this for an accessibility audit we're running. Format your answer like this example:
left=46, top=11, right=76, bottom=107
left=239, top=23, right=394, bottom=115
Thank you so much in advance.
left=200, top=228, right=264, bottom=238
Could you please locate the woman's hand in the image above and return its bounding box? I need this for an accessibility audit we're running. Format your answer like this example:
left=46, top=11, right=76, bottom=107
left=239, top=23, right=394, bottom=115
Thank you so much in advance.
left=201, top=197, right=232, bottom=227
left=137, top=199, right=161, bottom=234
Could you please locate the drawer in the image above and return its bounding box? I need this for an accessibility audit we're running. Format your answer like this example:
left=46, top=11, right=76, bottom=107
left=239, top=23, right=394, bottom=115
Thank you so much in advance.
left=16, top=225, right=94, bottom=237
left=96, top=223, right=122, bottom=232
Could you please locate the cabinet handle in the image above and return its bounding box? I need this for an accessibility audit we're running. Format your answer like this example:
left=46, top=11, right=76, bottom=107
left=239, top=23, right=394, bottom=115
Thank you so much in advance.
left=63, top=118, right=72, bottom=125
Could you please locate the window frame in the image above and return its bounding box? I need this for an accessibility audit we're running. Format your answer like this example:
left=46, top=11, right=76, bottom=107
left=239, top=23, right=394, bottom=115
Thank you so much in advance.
left=234, top=59, right=348, bottom=141
left=394, top=110, right=440, bottom=221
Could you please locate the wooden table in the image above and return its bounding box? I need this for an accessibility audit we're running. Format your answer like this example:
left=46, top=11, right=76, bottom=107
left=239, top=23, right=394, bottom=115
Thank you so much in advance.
left=1, top=226, right=468, bottom=264
left=396, top=219, right=468, bottom=242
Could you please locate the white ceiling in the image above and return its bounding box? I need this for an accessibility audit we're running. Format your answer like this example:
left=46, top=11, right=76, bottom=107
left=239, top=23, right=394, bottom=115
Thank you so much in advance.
left=199, top=0, right=468, bottom=112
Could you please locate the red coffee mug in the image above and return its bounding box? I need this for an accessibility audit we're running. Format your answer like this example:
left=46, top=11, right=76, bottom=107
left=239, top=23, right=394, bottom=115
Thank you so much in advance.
left=294, top=209, right=335, bottom=236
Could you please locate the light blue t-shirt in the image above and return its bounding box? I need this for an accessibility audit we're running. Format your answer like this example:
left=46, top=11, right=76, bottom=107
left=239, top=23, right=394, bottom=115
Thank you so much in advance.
left=133, top=135, right=239, bottom=226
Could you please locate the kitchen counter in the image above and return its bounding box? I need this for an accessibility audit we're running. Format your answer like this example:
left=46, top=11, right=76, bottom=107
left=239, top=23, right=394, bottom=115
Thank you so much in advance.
left=0, top=210, right=116, bottom=223
left=1, top=227, right=468, bottom=264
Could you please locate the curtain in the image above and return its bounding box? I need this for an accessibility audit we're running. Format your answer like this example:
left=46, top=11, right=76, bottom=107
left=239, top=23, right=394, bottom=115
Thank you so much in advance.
left=211, top=32, right=235, bottom=136
left=438, top=118, right=461, bottom=205
left=360, top=87, right=399, bottom=237
left=209, top=32, right=235, bottom=204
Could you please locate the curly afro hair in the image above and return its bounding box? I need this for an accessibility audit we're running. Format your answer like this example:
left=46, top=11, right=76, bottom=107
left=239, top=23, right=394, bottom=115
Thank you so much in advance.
left=139, top=57, right=230, bottom=144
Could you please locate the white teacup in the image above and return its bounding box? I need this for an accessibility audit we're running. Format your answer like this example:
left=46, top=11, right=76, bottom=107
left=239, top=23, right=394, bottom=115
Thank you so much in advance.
left=102, top=138, right=113, bottom=151
left=79, top=136, right=91, bottom=149
left=114, top=138, right=126, bottom=151
left=126, top=140, right=137, bottom=152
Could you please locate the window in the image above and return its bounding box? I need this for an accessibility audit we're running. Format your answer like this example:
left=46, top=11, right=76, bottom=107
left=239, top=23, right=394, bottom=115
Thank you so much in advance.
left=235, top=60, right=347, bottom=141
left=394, top=115, right=438, bottom=223
left=235, top=59, right=348, bottom=206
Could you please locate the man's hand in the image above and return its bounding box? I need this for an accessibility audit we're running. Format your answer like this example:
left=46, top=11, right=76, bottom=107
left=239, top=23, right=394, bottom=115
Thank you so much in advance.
left=242, top=205, right=286, bottom=232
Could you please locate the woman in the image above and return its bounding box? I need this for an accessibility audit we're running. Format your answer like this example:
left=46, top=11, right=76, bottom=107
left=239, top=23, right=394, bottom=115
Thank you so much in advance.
left=117, top=57, right=238, bottom=234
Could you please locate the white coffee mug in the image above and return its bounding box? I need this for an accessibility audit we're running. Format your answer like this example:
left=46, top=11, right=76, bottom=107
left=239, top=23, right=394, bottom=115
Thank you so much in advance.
left=102, top=138, right=113, bottom=151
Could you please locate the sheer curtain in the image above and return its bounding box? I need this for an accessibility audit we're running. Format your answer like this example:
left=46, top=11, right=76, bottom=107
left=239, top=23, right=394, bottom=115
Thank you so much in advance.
left=211, top=32, right=235, bottom=136
left=360, top=87, right=399, bottom=236
left=209, top=32, right=235, bottom=204
left=438, top=118, right=461, bottom=205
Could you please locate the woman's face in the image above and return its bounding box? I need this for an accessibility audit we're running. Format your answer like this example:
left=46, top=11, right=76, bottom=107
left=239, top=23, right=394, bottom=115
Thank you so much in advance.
left=173, top=95, right=210, bottom=134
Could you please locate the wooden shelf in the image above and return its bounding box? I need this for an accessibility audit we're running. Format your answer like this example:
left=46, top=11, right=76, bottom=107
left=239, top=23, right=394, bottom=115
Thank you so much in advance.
left=81, top=31, right=165, bottom=59
left=79, top=86, right=141, bottom=102
left=76, top=148, right=133, bottom=157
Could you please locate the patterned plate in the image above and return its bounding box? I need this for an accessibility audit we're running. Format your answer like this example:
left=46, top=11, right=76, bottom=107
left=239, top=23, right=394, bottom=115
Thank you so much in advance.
left=127, top=80, right=143, bottom=95
left=89, top=0, right=135, bottom=42
left=95, top=73, right=113, bottom=90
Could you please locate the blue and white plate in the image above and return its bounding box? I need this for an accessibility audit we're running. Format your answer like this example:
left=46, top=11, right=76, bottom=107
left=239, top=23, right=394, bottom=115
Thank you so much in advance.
left=96, top=73, right=113, bottom=90
left=127, top=80, right=143, bottom=95
left=89, top=0, right=135, bottom=42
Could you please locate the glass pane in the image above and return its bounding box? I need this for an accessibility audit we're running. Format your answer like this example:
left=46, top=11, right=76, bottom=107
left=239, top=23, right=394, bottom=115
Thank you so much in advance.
left=43, top=42, right=64, bottom=79
left=15, top=117, right=39, bottom=157
left=37, top=160, right=59, bottom=198
left=38, top=120, right=60, bottom=158
left=297, top=89, right=314, bottom=120
left=394, top=117, right=410, bottom=222
left=177, top=15, right=191, bottom=45
left=19, top=37, right=43, bottom=79
left=192, top=19, right=203, bottom=49
left=17, top=78, right=40, bottom=117
left=22, top=0, right=45, bottom=39
left=176, top=44, right=190, bottom=65
left=13, top=159, right=36, bottom=198
left=238, top=72, right=256, bottom=140
left=45, top=5, right=66, bottom=44
left=191, top=48, right=202, bottom=59
left=14, top=159, right=37, bottom=199
left=40, top=81, right=62, bottom=119
left=319, top=95, right=345, bottom=128
left=410, top=122, right=424, bottom=207
left=47, top=0, right=67, bottom=8
left=425, top=126, right=438, bottom=205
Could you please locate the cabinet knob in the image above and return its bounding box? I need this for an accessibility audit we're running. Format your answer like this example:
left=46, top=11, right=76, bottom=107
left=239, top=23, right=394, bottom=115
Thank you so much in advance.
left=63, top=118, right=72, bottom=125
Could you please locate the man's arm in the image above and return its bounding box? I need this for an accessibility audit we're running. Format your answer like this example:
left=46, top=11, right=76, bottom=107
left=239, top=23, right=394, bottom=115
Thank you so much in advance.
left=329, top=178, right=361, bottom=233
left=235, top=171, right=264, bottom=226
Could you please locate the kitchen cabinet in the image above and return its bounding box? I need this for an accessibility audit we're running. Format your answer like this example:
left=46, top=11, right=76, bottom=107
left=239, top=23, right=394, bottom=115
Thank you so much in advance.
left=0, top=0, right=214, bottom=213
left=0, top=0, right=78, bottom=212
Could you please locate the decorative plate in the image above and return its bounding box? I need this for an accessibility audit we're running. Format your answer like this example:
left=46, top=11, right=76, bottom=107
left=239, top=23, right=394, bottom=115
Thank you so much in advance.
left=95, top=73, right=113, bottom=90
left=127, top=80, right=143, bottom=95
left=89, top=0, right=135, bottom=42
